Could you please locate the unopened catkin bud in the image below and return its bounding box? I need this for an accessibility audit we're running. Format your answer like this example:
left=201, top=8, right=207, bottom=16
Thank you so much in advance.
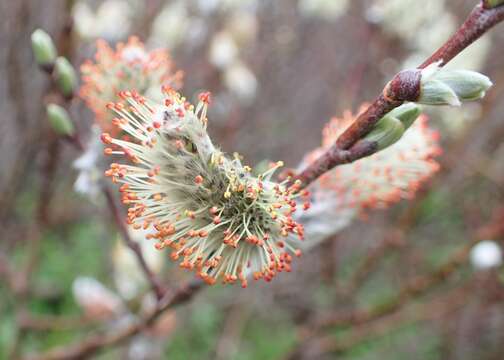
left=46, top=104, right=75, bottom=136
left=434, top=70, right=493, bottom=102
left=364, top=115, right=405, bottom=151
left=418, top=64, right=493, bottom=106
left=386, top=103, right=421, bottom=129
left=31, top=29, right=57, bottom=71
left=54, top=57, right=78, bottom=98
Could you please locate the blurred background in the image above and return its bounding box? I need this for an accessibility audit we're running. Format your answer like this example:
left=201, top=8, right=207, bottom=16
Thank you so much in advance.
left=1, top=0, right=504, bottom=359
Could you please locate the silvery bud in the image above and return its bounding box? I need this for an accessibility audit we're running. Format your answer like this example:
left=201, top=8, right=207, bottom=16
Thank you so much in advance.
left=31, top=29, right=57, bottom=71
left=418, top=64, right=493, bottom=107
left=362, top=103, right=422, bottom=150
left=46, top=104, right=75, bottom=136
left=54, top=57, right=78, bottom=98
left=386, top=103, right=422, bottom=129
left=364, top=115, right=405, bottom=151
left=434, top=70, right=493, bottom=102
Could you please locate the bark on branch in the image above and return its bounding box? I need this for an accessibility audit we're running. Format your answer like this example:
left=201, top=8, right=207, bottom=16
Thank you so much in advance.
left=296, top=1, right=504, bottom=189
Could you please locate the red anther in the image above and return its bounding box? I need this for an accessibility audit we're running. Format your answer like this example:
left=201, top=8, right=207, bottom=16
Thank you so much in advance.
left=165, top=225, right=176, bottom=235
left=210, top=206, right=218, bottom=214
left=205, top=276, right=217, bottom=285
left=162, top=85, right=173, bottom=94
left=106, top=102, right=115, bottom=109
left=123, top=148, right=133, bottom=158
left=301, top=190, right=310, bottom=198
left=175, top=108, right=184, bottom=118
left=165, top=98, right=173, bottom=106
left=213, top=216, right=221, bottom=224
left=154, top=242, right=164, bottom=250
left=153, top=121, right=161, bottom=129
left=114, top=103, right=124, bottom=111
left=104, top=148, right=113, bottom=155
left=295, top=249, right=302, bottom=257
left=198, top=91, right=212, bottom=105
left=303, top=202, right=311, bottom=210
left=100, top=133, right=113, bottom=144
left=194, top=175, right=204, bottom=185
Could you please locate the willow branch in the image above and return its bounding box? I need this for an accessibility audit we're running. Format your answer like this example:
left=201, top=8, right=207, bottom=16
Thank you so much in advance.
left=296, top=1, right=504, bottom=188
left=312, top=236, right=478, bottom=330
left=342, top=231, right=405, bottom=296
left=286, top=284, right=472, bottom=360
left=23, top=279, right=204, bottom=360
left=102, top=185, right=166, bottom=300
left=289, top=207, right=504, bottom=359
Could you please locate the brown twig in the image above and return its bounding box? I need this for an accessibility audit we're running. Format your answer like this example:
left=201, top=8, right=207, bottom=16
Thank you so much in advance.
left=17, top=312, right=98, bottom=332
left=342, top=231, right=406, bottom=296
left=0, top=251, right=14, bottom=288
left=23, top=279, right=204, bottom=360
left=288, top=207, right=504, bottom=359
left=287, top=283, right=473, bottom=360
left=102, top=185, right=166, bottom=300
left=296, top=1, right=504, bottom=188
left=214, top=295, right=251, bottom=360
left=311, top=236, right=478, bottom=330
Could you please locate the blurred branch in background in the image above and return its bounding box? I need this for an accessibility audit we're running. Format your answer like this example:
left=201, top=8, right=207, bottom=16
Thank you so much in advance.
left=102, top=185, right=166, bottom=300
left=24, top=279, right=203, bottom=360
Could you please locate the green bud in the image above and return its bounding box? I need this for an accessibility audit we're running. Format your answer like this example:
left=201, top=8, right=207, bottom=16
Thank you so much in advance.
left=31, top=29, right=57, bottom=70
left=387, top=103, right=422, bottom=129
left=419, top=79, right=461, bottom=106
left=46, top=104, right=75, bottom=136
left=434, top=70, right=493, bottom=102
left=485, top=0, right=504, bottom=8
left=54, top=57, right=77, bottom=98
left=364, top=116, right=405, bottom=151
left=418, top=64, right=492, bottom=107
